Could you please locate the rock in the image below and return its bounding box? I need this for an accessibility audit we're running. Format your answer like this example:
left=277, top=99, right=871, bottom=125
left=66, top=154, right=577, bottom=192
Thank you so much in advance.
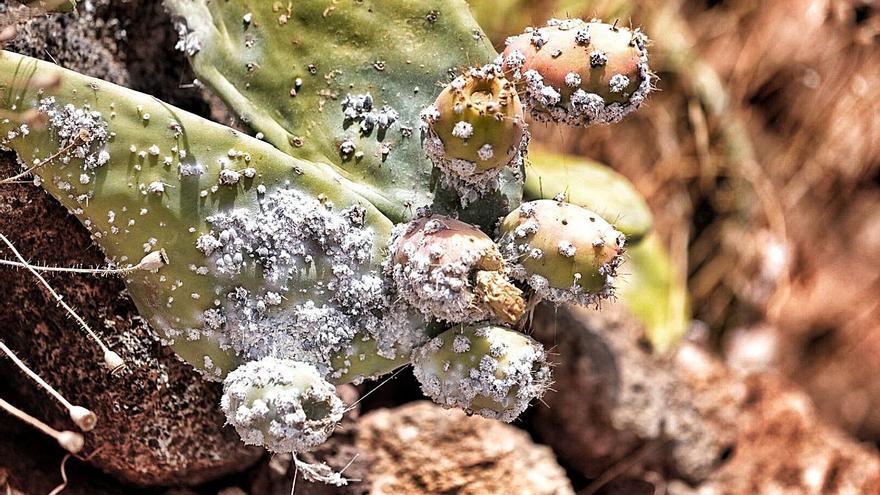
left=356, top=401, right=573, bottom=495
left=531, top=303, right=880, bottom=493
left=0, top=153, right=261, bottom=485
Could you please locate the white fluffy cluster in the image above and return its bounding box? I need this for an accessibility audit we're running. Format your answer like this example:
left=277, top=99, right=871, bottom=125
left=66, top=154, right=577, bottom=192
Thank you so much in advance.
left=412, top=326, right=551, bottom=422
left=195, top=187, right=422, bottom=373
left=221, top=358, right=343, bottom=453
left=385, top=218, right=494, bottom=324
left=340, top=93, right=399, bottom=134
left=37, top=97, right=110, bottom=170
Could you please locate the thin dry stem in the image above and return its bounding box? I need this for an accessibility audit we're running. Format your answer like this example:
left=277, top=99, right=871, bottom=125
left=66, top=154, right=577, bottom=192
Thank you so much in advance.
left=0, top=233, right=125, bottom=372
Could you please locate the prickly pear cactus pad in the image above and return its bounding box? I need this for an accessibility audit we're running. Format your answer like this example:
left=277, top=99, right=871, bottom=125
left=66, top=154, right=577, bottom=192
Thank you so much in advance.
left=164, top=0, right=520, bottom=228
left=0, top=51, right=425, bottom=383
left=524, top=148, right=653, bottom=243
left=412, top=324, right=551, bottom=422
left=498, top=199, right=627, bottom=305
left=501, top=18, right=651, bottom=126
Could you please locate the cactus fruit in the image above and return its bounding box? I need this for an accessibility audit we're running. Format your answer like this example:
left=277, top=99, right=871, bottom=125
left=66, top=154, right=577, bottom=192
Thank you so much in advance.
left=420, top=65, right=529, bottom=205
left=501, top=18, right=651, bottom=126
left=387, top=215, right=525, bottom=325
left=498, top=199, right=626, bottom=305
left=412, top=324, right=550, bottom=422
left=221, top=357, right=344, bottom=453
left=524, top=149, right=653, bottom=244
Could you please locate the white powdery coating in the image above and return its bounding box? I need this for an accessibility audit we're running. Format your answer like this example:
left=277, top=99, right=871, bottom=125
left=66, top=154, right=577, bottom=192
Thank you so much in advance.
left=420, top=125, right=528, bottom=207
left=451, top=121, right=474, bottom=139
left=37, top=97, right=109, bottom=170
left=147, top=181, right=165, bottom=194
left=557, top=240, right=577, bottom=257
left=173, top=19, right=202, bottom=56
left=609, top=74, right=630, bottom=93
left=565, top=72, right=582, bottom=88
left=412, top=327, right=551, bottom=422
left=477, top=143, right=495, bottom=161
left=221, top=358, right=343, bottom=453
left=219, top=169, right=241, bottom=185
left=510, top=19, right=653, bottom=127
left=340, top=93, right=399, bottom=134
left=197, top=188, right=422, bottom=371
left=385, top=220, right=493, bottom=324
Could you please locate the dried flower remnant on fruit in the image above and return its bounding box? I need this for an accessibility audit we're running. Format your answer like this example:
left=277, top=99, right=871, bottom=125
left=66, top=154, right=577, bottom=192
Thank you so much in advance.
left=502, top=19, right=652, bottom=126
left=386, top=215, right=524, bottom=324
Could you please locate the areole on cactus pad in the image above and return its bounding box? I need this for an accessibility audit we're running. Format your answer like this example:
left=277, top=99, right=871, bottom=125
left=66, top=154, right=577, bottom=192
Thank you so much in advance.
left=0, top=0, right=658, bottom=471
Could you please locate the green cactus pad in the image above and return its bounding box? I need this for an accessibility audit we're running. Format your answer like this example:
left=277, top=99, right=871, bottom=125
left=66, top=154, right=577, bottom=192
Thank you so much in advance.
left=501, top=18, right=651, bottom=126
left=164, top=0, right=521, bottom=229
left=620, top=234, right=689, bottom=354
left=387, top=215, right=524, bottom=325
left=498, top=199, right=626, bottom=305
left=420, top=64, right=528, bottom=205
left=221, top=357, right=344, bottom=453
left=523, top=148, right=652, bottom=243
left=412, top=324, right=550, bottom=422
left=0, top=50, right=425, bottom=380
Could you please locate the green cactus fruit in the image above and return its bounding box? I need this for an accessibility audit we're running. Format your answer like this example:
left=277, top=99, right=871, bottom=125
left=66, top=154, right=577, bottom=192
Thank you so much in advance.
left=498, top=199, right=626, bottom=305
left=163, top=0, right=521, bottom=230
left=420, top=64, right=528, bottom=205
left=501, top=18, right=651, bottom=126
left=524, top=148, right=652, bottom=244
left=387, top=215, right=525, bottom=325
left=411, top=324, right=550, bottom=422
left=221, top=357, right=344, bottom=453
left=0, top=50, right=426, bottom=381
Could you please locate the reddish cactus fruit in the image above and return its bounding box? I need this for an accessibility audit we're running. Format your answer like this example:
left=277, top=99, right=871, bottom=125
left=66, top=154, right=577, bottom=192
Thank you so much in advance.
left=498, top=199, right=626, bottom=305
left=387, top=215, right=525, bottom=325
left=501, top=18, right=651, bottom=126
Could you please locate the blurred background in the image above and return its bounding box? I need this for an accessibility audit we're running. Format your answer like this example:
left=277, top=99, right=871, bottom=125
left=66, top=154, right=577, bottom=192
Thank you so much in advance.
left=1, top=0, right=879, bottom=494
left=474, top=0, right=880, bottom=440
